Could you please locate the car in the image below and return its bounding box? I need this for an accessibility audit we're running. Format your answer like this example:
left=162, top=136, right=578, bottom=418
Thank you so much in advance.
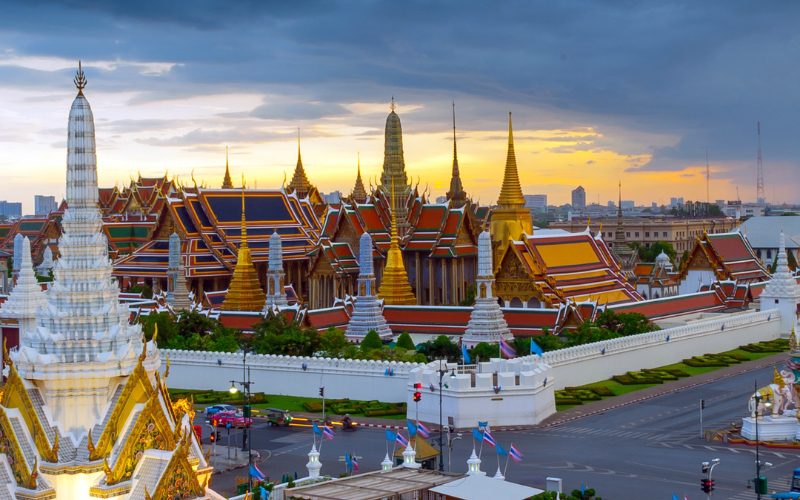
left=204, top=404, right=237, bottom=418
left=215, top=411, right=252, bottom=428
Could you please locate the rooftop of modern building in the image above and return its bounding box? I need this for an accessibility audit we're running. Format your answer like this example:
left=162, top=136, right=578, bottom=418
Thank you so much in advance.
left=738, top=215, right=800, bottom=249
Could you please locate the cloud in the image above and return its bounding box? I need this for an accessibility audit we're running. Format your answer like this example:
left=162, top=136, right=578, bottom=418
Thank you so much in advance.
left=247, top=100, right=351, bottom=121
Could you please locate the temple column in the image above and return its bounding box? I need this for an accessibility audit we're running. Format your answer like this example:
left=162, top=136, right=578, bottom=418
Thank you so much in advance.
left=441, top=259, right=447, bottom=304
left=427, top=259, right=434, bottom=305
left=415, top=253, right=422, bottom=305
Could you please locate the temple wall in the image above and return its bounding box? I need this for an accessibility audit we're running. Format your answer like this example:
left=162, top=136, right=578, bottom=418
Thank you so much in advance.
left=164, top=309, right=782, bottom=405
left=542, top=308, right=781, bottom=390
left=162, top=350, right=422, bottom=402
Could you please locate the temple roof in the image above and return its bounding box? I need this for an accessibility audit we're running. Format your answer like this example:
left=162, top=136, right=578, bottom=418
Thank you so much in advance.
left=677, top=231, right=770, bottom=284
left=502, top=231, right=642, bottom=305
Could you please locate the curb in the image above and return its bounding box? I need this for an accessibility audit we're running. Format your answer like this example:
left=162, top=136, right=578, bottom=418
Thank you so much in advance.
left=539, top=352, right=789, bottom=428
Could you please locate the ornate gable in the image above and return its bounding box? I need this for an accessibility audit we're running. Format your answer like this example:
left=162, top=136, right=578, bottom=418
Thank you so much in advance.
left=0, top=363, right=58, bottom=463
left=494, top=245, right=548, bottom=305
left=148, top=434, right=205, bottom=500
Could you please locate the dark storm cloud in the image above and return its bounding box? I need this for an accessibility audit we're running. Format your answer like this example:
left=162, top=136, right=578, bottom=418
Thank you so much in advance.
left=1, top=0, right=799, bottom=193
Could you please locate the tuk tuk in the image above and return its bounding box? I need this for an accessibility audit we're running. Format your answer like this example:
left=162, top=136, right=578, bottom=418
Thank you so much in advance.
left=266, top=408, right=293, bottom=427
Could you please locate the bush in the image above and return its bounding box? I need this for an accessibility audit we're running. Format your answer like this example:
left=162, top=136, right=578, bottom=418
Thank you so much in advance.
left=395, top=332, right=415, bottom=350
left=590, top=386, right=615, bottom=397
left=361, top=330, right=384, bottom=351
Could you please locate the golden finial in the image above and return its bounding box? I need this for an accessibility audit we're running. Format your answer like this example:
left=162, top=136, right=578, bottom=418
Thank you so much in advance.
left=390, top=96, right=396, bottom=112
left=598, top=222, right=603, bottom=234
left=2, top=337, right=10, bottom=367
left=74, top=60, right=87, bottom=95
left=87, top=429, right=96, bottom=457
left=103, top=456, right=113, bottom=480
left=139, top=335, right=148, bottom=362
left=151, top=323, right=158, bottom=344
left=164, top=354, right=171, bottom=379
left=51, top=433, right=59, bottom=461
left=240, top=179, right=248, bottom=245
left=774, top=367, right=785, bottom=389
left=144, top=485, right=153, bottom=500
left=27, top=456, right=38, bottom=489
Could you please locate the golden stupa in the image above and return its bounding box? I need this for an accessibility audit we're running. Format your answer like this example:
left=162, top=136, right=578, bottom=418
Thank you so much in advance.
left=490, top=112, right=533, bottom=250
left=221, top=146, right=233, bottom=189
left=378, top=182, right=416, bottom=305
left=221, top=187, right=266, bottom=311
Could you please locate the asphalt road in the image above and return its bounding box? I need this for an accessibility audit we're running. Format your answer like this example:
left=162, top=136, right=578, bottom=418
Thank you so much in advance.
left=203, top=357, right=799, bottom=499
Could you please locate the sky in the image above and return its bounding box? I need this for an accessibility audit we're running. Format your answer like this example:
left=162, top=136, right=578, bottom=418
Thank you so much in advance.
left=1, top=0, right=799, bottom=214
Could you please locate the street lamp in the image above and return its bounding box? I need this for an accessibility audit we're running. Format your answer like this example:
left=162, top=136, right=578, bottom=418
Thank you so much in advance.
left=229, top=349, right=254, bottom=491
left=753, top=383, right=772, bottom=500
left=700, top=458, right=720, bottom=499
left=435, top=359, right=453, bottom=472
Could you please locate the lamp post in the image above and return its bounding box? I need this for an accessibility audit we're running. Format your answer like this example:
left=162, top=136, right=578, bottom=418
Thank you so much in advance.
left=229, top=348, right=254, bottom=492
left=700, top=458, right=720, bottom=499
left=752, top=382, right=772, bottom=500
left=436, top=359, right=456, bottom=472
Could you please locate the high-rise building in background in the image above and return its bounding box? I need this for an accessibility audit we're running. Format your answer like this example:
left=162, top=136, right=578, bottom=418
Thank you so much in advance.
left=524, top=194, right=548, bottom=213
left=670, top=197, right=684, bottom=208
left=0, top=200, right=22, bottom=220
left=621, top=200, right=635, bottom=211
left=34, top=195, right=58, bottom=215
left=571, top=186, right=586, bottom=209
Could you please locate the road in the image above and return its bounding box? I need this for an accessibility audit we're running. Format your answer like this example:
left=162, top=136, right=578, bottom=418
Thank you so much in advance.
left=204, top=357, right=798, bottom=499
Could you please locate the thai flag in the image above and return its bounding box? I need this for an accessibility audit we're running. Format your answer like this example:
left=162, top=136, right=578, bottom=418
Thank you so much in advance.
left=322, top=425, right=335, bottom=441
left=249, top=463, right=266, bottom=481
left=482, top=430, right=496, bottom=447
left=509, top=444, right=523, bottom=462
left=352, top=453, right=359, bottom=471
left=500, top=339, right=516, bottom=359
left=395, top=431, right=409, bottom=447
left=417, top=422, right=431, bottom=439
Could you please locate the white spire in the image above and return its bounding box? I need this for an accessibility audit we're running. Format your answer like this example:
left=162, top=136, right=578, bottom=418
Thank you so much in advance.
left=463, top=230, right=514, bottom=348
left=345, top=231, right=392, bottom=341
left=264, top=230, right=289, bottom=311
left=12, top=67, right=155, bottom=442
left=0, top=237, right=44, bottom=328
left=764, top=232, right=799, bottom=298
left=12, top=232, right=23, bottom=274
left=37, top=245, right=54, bottom=275
left=167, top=232, right=191, bottom=310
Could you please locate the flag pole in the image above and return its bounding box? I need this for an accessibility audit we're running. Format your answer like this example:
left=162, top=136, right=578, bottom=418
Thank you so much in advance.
left=503, top=448, right=511, bottom=476
left=478, top=429, right=485, bottom=459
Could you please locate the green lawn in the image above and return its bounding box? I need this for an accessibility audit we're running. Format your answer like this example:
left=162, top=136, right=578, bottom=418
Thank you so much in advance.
left=555, top=339, right=788, bottom=411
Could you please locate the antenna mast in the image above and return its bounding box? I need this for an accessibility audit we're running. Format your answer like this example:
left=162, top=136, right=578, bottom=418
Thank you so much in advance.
left=756, top=121, right=765, bottom=205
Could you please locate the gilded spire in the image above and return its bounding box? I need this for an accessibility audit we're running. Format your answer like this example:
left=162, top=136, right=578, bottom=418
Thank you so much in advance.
left=221, top=183, right=266, bottom=311
left=497, top=112, right=525, bottom=208
left=380, top=97, right=411, bottom=234
left=378, top=180, right=416, bottom=305
left=221, top=146, right=233, bottom=189
left=351, top=153, right=367, bottom=203
left=446, top=101, right=467, bottom=206
left=287, top=130, right=315, bottom=198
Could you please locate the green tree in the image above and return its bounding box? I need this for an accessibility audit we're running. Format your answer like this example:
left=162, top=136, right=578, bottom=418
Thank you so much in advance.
left=395, top=332, right=415, bottom=350
left=418, top=335, right=460, bottom=361
left=533, top=332, right=564, bottom=352
left=459, top=284, right=477, bottom=306
left=360, top=330, right=383, bottom=351
left=533, top=489, right=601, bottom=500
left=470, top=342, right=499, bottom=362
left=594, top=310, right=658, bottom=336
left=250, top=315, right=320, bottom=356
left=636, top=241, right=676, bottom=263
left=319, top=327, right=348, bottom=357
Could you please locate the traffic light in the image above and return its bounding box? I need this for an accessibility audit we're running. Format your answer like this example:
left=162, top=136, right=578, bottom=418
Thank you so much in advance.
left=210, top=431, right=217, bottom=443
left=319, top=387, right=325, bottom=397
left=413, top=382, right=422, bottom=402
left=243, top=405, right=251, bottom=418
left=701, top=478, right=715, bottom=493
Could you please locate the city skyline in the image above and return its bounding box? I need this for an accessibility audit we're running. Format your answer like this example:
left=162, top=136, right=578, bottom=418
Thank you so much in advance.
left=2, top=2, right=800, bottom=213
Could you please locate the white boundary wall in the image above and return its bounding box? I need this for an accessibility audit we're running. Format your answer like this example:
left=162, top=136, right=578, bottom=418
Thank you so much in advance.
left=163, top=309, right=783, bottom=402
left=541, top=308, right=782, bottom=389
left=162, top=350, right=422, bottom=402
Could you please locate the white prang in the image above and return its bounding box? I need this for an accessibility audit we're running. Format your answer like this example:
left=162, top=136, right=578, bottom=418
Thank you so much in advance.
left=37, top=245, right=55, bottom=275
left=462, top=230, right=514, bottom=348
left=345, top=231, right=392, bottom=341
left=0, top=237, right=44, bottom=333
left=167, top=231, right=192, bottom=310
left=12, top=232, right=23, bottom=276
left=760, top=231, right=800, bottom=336
left=263, top=230, right=289, bottom=312
left=10, top=85, right=158, bottom=443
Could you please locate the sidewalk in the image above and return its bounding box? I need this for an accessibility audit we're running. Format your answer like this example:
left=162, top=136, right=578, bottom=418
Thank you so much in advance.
left=206, top=444, right=249, bottom=473
left=539, top=351, right=789, bottom=428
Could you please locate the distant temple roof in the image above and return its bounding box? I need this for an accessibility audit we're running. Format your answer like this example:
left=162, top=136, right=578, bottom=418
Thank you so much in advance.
left=677, top=231, right=770, bottom=284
